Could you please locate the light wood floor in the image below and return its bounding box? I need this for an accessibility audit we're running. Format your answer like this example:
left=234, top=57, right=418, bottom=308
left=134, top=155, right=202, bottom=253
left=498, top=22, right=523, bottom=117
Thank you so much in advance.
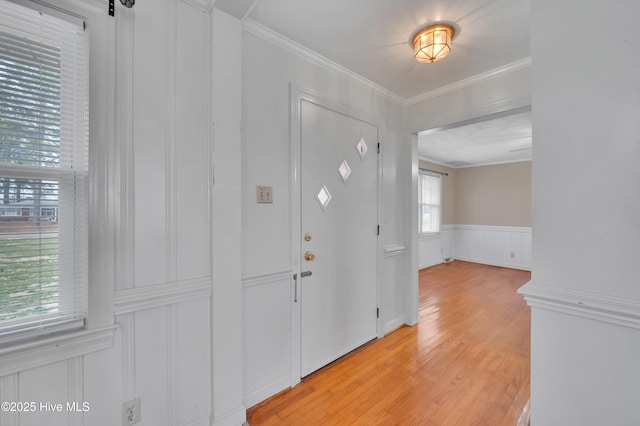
left=247, top=261, right=531, bottom=425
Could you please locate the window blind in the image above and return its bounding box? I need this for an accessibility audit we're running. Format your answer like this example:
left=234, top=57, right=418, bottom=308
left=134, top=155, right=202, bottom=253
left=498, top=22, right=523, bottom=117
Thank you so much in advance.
left=0, top=0, right=88, bottom=344
left=420, top=173, right=441, bottom=234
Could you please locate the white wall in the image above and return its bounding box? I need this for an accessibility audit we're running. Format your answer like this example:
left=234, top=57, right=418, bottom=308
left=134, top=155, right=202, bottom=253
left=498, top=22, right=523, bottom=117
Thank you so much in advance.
left=0, top=2, right=244, bottom=426
left=453, top=225, right=531, bottom=270
left=419, top=225, right=532, bottom=271
left=419, top=234, right=446, bottom=269
left=406, top=61, right=531, bottom=134
left=520, top=0, right=640, bottom=424
left=211, top=8, right=245, bottom=426
left=418, top=226, right=454, bottom=269
left=241, top=23, right=412, bottom=406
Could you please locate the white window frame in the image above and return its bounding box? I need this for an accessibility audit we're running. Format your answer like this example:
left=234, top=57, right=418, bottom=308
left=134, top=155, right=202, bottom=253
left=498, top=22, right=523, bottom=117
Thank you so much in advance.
left=0, top=0, right=90, bottom=345
left=0, top=0, right=116, bottom=374
left=419, top=171, right=442, bottom=235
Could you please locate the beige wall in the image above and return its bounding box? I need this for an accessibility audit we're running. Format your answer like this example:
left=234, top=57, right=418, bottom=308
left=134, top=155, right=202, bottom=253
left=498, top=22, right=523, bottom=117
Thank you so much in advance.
left=454, top=161, right=531, bottom=227
left=419, top=159, right=532, bottom=227
left=419, top=160, right=456, bottom=225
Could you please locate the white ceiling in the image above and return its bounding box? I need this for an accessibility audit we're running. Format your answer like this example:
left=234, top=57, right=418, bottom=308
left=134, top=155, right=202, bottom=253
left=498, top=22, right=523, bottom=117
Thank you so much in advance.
left=418, top=109, right=531, bottom=168
left=214, top=0, right=532, bottom=167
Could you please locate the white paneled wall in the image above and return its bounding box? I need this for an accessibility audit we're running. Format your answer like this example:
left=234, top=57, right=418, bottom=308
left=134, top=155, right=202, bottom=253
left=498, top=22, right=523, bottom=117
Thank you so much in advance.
left=522, top=1, right=640, bottom=423
left=241, top=23, right=412, bottom=408
left=0, top=1, right=233, bottom=426
left=454, top=225, right=531, bottom=270
left=419, top=225, right=531, bottom=271
left=242, top=270, right=293, bottom=408
left=114, top=1, right=213, bottom=425
left=419, top=234, right=445, bottom=269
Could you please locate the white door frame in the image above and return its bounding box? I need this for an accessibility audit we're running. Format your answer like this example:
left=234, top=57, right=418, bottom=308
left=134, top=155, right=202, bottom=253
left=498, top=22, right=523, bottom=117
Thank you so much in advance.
left=289, top=84, right=384, bottom=386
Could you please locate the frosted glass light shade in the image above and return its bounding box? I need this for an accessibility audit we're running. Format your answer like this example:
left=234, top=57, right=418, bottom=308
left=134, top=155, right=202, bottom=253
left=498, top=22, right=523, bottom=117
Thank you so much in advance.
left=413, top=24, right=454, bottom=63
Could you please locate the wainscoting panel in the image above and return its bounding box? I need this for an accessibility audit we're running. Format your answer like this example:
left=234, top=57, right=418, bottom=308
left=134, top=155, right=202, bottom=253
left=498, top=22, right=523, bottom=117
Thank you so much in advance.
left=418, top=234, right=444, bottom=269
left=18, top=360, right=73, bottom=426
left=242, top=269, right=293, bottom=408
left=175, top=298, right=211, bottom=425
left=134, top=307, right=170, bottom=425
left=383, top=245, right=408, bottom=334
left=419, top=225, right=531, bottom=271
left=454, top=225, right=531, bottom=271
left=520, top=280, right=640, bottom=424
left=116, top=284, right=212, bottom=426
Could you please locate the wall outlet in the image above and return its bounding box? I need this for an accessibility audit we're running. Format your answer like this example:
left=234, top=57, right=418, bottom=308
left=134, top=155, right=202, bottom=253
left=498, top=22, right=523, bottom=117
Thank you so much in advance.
left=122, top=398, right=141, bottom=426
left=510, top=252, right=515, bottom=259
left=256, top=186, right=273, bottom=203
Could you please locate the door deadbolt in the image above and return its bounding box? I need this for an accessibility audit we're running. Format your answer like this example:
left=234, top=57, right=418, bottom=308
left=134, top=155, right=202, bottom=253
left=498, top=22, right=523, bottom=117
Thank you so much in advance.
left=304, top=232, right=312, bottom=242
left=304, top=251, right=316, bottom=261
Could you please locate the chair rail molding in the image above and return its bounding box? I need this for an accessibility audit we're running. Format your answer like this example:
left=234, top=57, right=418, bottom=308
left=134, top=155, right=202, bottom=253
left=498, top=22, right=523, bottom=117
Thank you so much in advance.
left=241, top=267, right=293, bottom=288
left=114, top=277, right=212, bottom=316
left=519, top=281, right=640, bottom=330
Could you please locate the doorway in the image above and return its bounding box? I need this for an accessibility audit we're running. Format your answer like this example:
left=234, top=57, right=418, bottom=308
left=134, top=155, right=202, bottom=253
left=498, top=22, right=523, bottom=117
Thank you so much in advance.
left=415, top=106, right=532, bottom=273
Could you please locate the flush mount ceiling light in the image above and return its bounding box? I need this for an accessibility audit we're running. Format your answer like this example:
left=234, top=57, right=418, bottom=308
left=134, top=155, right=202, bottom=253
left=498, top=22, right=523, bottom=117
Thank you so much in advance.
left=413, top=23, right=455, bottom=63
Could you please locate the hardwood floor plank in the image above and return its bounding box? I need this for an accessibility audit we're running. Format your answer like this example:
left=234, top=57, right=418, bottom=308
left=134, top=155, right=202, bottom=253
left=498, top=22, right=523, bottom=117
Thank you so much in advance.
left=246, top=261, right=531, bottom=425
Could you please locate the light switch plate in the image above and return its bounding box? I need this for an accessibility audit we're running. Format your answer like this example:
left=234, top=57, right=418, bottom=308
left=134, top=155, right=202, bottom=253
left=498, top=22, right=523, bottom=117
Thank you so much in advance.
left=256, top=186, right=273, bottom=203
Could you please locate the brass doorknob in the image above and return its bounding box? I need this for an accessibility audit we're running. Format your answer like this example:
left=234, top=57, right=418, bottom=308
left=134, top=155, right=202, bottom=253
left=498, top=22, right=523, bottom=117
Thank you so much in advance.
left=304, top=251, right=316, bottom=261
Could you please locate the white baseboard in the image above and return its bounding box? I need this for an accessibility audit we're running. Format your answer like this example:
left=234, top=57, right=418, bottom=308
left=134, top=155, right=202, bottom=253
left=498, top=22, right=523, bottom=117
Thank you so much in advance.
left=454, top=256, right=531, bottom=271
left=419, top=225, right=532, bottom=272
left=418, top=259, right=443, bottom=270
left=211, top=404, right=247, bottom=426
left=384, top=317, right=406, bottom=335
left=243, top=374, right=291, bottom=409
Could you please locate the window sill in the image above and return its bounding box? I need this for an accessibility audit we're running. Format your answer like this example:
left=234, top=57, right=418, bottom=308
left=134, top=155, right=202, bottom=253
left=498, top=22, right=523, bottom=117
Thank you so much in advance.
left=0, top=324, right=118, bottom=377
left=419, top=232, right=441, bottom=240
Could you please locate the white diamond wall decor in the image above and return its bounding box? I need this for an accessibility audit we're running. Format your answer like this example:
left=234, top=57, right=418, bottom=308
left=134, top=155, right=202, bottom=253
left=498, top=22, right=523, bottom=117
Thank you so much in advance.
left=316, top=185, right=332, bottom=210
left=356, top=137, right=368, bottom=160
left=338, top=160, right=351, bottom=183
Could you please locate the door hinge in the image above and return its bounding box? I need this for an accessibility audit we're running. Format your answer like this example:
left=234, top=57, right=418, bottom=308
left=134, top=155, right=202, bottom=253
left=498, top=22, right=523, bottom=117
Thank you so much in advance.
left=377, top=225, right=380, bottom=235
left=377, top=143, right=380, bottom=154
left=376, top=307, right=380, bottom=318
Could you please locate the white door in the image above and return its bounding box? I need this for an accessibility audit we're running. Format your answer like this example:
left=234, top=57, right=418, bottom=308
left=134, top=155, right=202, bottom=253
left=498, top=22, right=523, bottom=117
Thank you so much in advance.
left=300, top=99, right=379, bottom=377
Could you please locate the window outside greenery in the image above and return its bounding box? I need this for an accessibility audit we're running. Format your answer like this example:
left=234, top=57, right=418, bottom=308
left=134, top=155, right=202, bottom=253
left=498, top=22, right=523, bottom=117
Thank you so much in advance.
left=0, top=0, right=88, bottom=342
left=0, top=31, right=62, bottom=322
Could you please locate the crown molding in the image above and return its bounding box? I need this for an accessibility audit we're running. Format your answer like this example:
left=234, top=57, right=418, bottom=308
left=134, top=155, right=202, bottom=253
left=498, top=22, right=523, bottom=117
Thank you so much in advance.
left=418, top=156, right=455, bottom=169
left=420, top=157, right=532, bottom=169
left=181, top=0, right=215, bottom=13
left=242, top=19, right=531, bottom=108
left=406, top=57, right=532, bottom=106
left=242, top=19, right=406, bottom=106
